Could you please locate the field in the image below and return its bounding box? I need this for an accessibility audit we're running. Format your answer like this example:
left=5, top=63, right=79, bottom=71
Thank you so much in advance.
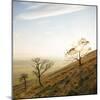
left=13, top=50, right=97, bottom=99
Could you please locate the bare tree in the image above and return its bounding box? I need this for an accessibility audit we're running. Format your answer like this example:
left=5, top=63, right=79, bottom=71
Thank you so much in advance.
left=19, top=73, right=28, bottom=91
left=65, top=38, right=91, bottom=65
left=32, top=58, right=54, bottom=87
left=65, top=38, right=91, bottom=85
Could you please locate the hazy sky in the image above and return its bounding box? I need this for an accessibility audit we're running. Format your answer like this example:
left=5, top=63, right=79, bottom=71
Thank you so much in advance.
left=13, top=1, right=96, bottom=60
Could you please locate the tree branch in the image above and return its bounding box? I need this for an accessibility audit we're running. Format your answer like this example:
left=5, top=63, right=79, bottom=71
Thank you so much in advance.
left=40, top=66, right=48, bottom=76
left=40, top=63, right=51, bottom=75
left=33, top=70, right=38, bottom=77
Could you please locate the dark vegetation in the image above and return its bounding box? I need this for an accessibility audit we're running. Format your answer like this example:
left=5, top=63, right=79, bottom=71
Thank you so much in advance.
left=31, top=58, right=54, bottom=87
left=19, top=73, right=28, bottom=91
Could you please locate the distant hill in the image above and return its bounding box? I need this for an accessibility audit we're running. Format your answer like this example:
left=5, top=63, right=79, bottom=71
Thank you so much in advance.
left=13, top=50, right=97, bottom=99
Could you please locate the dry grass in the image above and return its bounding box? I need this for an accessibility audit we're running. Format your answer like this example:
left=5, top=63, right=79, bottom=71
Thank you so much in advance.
left=13, top=50, right=97, bottom=99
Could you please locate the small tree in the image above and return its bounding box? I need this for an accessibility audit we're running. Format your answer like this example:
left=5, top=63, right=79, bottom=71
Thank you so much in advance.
left=65, top=38, right=91, bottom=85
left=19, top=73, right=28, bottom=91
left=32, top=58, right=53, bottom=87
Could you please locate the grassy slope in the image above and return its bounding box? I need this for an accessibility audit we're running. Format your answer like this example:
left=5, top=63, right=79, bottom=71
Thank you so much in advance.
left=13, top=50, right=97, bottom=99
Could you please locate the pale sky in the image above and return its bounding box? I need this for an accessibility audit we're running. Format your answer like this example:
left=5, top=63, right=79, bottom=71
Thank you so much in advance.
left=13, top=1, right=96, bottom=60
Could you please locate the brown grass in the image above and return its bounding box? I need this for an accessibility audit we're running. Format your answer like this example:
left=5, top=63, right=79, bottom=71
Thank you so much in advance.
left=13, top=50, right=97, bottom=99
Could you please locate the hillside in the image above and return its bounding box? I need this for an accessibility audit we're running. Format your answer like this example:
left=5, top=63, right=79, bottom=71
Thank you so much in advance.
left=13, top=50, right=97, bottom=99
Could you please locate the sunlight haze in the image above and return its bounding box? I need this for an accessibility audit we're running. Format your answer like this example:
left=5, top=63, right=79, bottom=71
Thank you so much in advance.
left=13, top=1, right=96, bottom=60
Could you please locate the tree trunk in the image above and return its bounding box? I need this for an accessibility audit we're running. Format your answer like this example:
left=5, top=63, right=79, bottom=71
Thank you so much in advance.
left=37, top=64, right=43, bottom=87
left=38, top=76, right=43, bottom=87
left=79, top=57, right=82, bottom=66
left=24, top=78, right=27, bottom=91
left=78, top=52, right=83, bottom=86
left=78, top=51, right=82, bottom=66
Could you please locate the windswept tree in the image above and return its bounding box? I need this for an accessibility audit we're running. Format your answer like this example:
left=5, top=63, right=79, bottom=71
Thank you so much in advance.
left=32, top=58, right=54, bottom=87
left=19, top=73, right=28, bottom=91
left=65, top=38, right=91, bottom=85
left=65, top=38, right=91, bottom=65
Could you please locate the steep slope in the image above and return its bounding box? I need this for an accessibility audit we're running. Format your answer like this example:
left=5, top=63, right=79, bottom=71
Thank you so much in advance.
left=13, top=50, right=97, bottom=99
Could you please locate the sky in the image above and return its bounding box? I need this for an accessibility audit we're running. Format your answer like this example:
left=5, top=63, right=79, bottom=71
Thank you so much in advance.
left=13, top=1, right=97, bottom=60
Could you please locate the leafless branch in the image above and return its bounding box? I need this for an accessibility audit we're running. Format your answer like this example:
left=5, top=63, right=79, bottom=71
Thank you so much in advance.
left=31, top=58, right=54, bottom=87
left=33, top=70, right=38, bottom=77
